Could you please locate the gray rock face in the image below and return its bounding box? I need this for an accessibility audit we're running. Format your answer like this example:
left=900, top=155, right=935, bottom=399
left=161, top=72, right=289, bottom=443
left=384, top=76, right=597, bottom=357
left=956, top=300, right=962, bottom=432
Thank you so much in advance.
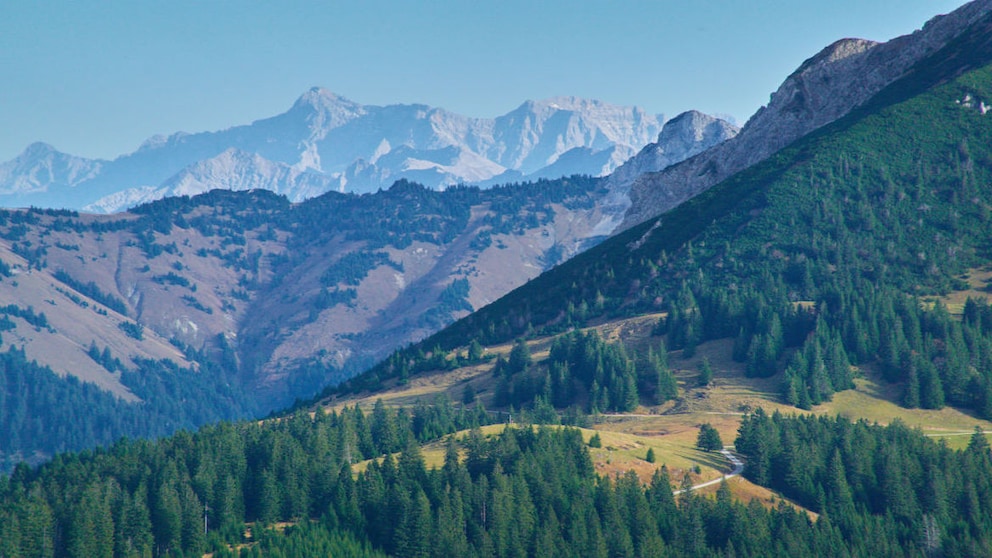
left=618, top=0, right=992, bottom=231
left=594, top=111, right=739, bottom=235
left=0, top=91, right=667, bottom=212
left=607, top=110, right=739, bottom=194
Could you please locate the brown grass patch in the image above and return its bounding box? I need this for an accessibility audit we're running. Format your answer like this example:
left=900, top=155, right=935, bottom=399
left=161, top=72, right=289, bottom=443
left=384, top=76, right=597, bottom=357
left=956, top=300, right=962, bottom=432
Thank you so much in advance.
left=692, top=476, right=818, bottom=519
left=936, top=266, right=992, bottom=315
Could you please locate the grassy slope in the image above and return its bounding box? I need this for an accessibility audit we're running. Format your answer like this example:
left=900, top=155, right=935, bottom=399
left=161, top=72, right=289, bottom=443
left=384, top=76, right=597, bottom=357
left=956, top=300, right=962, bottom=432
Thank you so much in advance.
left=328, top=313, right=992, bottom=514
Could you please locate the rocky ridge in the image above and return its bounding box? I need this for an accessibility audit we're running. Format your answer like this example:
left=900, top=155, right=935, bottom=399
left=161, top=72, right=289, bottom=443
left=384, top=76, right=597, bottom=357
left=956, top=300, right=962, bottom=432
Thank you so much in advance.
left=598, top=111, right=739, bottom=232
left=618, top=0, right=992, bottom=231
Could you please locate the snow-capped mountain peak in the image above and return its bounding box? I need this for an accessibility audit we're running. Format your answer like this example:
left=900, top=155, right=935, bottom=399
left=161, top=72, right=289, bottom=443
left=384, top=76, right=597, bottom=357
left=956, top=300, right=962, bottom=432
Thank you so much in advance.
left=288, top=87, right=367, bottom=134
left=0, top=142, right=104, bottom=197
left=0, top=90, right=717, bottom=213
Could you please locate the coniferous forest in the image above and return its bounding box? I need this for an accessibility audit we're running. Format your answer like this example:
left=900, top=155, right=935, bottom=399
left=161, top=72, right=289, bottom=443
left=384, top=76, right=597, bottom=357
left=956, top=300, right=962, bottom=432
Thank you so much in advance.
left=3, top=403, right=992, bottom=556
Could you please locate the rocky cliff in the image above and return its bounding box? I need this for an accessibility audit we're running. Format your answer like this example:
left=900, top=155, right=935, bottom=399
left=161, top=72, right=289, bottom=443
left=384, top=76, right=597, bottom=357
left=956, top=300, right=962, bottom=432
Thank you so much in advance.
left=592, top=110, right=739, bottom=235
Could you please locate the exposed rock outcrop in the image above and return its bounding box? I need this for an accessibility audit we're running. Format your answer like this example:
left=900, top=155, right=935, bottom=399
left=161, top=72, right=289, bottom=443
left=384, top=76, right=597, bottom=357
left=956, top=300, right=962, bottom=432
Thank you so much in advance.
left=595, top=110, right=739, bottom=234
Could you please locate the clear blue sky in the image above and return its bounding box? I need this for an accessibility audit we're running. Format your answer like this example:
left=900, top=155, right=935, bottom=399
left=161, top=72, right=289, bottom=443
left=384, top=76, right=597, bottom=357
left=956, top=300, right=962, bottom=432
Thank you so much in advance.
left=0, top=0, right=969, bottom=162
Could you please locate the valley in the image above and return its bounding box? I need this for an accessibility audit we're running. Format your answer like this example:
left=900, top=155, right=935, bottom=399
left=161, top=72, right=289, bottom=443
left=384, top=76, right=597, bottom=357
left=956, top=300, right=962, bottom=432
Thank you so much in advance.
left=0, top=179, right=615, bottom=467
left=0, top=97, right=738, bottom=469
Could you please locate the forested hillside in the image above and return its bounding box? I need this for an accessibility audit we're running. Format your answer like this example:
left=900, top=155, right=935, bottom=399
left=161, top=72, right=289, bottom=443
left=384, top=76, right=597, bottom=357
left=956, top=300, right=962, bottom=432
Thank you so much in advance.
left=0, top=175, right=606, bottom=469
left=335, top=16, right=992, bottom=422
left=2, top=402, right=991, bottom=556
left=736, top=409, right=992, bottom=556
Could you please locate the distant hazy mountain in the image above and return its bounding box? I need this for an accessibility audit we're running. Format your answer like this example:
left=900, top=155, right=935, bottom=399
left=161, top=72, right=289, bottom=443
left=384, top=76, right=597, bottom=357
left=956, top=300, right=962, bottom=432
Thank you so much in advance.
left=0, top=90, right=669, bottom=212
left=0, top=107, right=741, bottom=466
left=0, top=142, right=103, bottom=197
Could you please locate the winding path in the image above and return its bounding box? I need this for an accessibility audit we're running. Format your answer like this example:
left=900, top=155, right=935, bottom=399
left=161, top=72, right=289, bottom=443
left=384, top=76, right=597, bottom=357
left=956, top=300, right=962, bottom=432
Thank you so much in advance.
left=673, top=447, right=744, bottom=495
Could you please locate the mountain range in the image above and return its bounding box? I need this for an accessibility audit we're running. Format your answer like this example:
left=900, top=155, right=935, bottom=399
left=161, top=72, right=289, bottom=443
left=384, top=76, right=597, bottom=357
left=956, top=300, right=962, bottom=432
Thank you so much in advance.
left=3, top=2, right=992, bottom=556
left=0, top=92, right=679, bottom=213
left=0, top=107, right=735, bottom=468
left=0, top=108, right=736, bottom=409
left=1, top=0, right=989, bottom=488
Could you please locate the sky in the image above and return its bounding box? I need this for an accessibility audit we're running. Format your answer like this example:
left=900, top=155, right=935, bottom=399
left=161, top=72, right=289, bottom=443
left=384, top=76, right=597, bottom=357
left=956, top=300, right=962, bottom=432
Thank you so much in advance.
left=0, top=0, right=970, bottom=162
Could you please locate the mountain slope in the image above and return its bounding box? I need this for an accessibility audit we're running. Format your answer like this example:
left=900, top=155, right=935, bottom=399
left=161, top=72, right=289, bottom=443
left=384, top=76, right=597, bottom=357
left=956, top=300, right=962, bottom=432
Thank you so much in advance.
left=334, top=5, right=992, bottom=422
left=0, top=176, right=613, bottom=467
left=0, top=180, right=593, bottom=388
left=616, top=0, right=992, bottom=231
left=5, top=351, right=992, bottom=556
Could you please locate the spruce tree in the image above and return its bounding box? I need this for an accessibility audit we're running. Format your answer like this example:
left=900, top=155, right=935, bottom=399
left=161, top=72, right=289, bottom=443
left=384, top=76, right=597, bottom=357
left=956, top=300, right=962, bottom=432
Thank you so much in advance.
left=698, top=357, right=713, bottom=387
left=696, top=424, right=723, bottom=452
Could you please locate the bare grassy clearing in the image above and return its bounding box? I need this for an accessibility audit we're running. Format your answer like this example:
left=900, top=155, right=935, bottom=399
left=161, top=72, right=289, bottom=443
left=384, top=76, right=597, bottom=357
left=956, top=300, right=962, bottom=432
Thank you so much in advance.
left=936, top=266, right=992, bottom=314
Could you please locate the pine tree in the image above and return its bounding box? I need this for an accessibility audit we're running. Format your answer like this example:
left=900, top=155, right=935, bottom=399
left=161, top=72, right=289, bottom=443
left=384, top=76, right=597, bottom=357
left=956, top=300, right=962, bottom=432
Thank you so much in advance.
left=179, top=482, right=205, bottom=553
left=621, top=368, right=639, bottom=411
left=396, top=488, right=431, bottom=558
left=698, top=357, right=713, bottom=387
left=254, top=469, right=280, bottom=525
left=17, top=494, right=55, bottom=558
left=508, top=339, right=532, bottom=375
left=372, top=399, right=398, bottom=454
left=468, top=339, right=484, bottom=362
left=696, top=423, right=723, bottom=452
left=967, top=425, right=990, bottom=454
left=919, top=358, right=945, bottom=409
left=903, top=356, right=921, bottom=408
left=151, top=478, right=183, bottom=555
left=643, top=344, right=678, bottom=404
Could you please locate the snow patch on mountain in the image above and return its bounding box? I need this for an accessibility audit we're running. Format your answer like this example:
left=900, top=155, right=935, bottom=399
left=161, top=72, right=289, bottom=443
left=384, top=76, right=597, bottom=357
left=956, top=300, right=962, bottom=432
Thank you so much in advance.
left=84, top=186, right=167, bottom=214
